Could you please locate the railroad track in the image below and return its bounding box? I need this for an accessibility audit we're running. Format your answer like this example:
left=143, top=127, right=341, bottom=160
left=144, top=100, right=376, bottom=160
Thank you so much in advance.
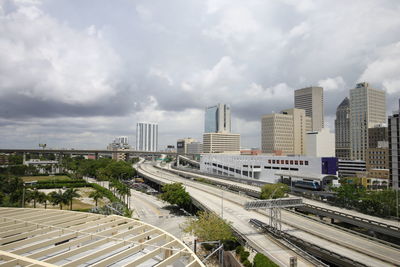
left=138, top=163, right=400, bottom=267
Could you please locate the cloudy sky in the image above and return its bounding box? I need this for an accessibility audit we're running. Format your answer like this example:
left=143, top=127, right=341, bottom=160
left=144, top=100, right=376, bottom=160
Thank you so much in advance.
left=1, top=0, right=400, bottom=149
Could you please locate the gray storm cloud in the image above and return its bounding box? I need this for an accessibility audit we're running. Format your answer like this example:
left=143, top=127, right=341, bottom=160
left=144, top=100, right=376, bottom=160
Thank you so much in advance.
left=1, top=0, right=400, bottom=148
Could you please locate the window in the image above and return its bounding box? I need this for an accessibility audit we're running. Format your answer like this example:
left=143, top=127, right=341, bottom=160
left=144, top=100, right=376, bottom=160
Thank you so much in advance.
left=264, top=166, right=271, bottom=169
left=268, top=160, right=271, bottom=163
left=272, top=160, right=276, bottom=164
left=285, top=160, right=289, bottom=164
left=295, top=161, right=298, bottom=165
left=305, top=161, right=309, bottom=165
left=290, top=160, right=293, bottom=165
left=290, top=168, right=299, bottom=171
left=273, top=167, right=280, bottom=170
left=243, top=165, right=248, bottom=168
left=300, top=161, right=303, bottom=165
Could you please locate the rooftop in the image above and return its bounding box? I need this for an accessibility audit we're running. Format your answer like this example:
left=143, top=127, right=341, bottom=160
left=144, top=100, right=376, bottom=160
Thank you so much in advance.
left=0, top=208, right=203, bottom=267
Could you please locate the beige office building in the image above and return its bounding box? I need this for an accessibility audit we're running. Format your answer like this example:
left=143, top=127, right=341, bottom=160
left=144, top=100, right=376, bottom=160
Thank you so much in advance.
left=202, top=132, right=240, bottom=153
left=177, top=138, right=196, bottom=154
left=261, top=108, right=311, bottom=155
left=350, top=82, right=386, bottom=160
left=295, top=86, right=324, bottom=131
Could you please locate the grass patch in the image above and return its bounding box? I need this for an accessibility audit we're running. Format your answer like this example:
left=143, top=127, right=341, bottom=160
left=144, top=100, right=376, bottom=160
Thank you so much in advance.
left=22, top=176, right=71, bottom=182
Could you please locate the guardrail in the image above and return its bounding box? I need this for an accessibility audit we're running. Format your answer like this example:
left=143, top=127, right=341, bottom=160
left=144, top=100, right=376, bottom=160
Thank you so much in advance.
left=249, top=218, right=367, bottom=267
left=297, top=204, right=400, bottom=239
left=173, top=166, right=400, bottom=240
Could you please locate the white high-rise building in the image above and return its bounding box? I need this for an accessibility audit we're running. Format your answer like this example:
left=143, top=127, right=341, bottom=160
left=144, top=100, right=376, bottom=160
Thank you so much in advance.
left=136, top=123, right=158, bottom=152
left=306, top=128, right=335, bottom=157
left=204, top=104, right=231, bottom=133
left=350, top=82, right=386, bottom=160
left=295, top=86, right=324, bottom=132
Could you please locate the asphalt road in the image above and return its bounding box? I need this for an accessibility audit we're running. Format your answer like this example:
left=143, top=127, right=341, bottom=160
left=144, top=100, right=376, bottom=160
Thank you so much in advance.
left=140, top=163, right=400, bottom=267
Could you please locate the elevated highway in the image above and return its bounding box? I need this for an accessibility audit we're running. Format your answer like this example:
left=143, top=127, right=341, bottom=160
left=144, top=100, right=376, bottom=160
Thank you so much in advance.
left=0, top=148, right=193, bottom=157
left=164, top=165, right=400, bottom=240
left=138, top=163, right=400, bottom=267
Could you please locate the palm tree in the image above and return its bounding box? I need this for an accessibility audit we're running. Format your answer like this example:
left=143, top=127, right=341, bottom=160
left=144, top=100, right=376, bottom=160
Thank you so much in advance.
left=37, top=192, right=48, bottom=209
left=89, top=190, right=104, bottom=207
left=30, top=189, right=41, bottom=208
left=49, top=190, right=68, bottom=210
left=64, top=188, right=81, bottom=210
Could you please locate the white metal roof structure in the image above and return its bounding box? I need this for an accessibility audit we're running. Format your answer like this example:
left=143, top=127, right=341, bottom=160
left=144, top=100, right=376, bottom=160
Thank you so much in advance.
left=0, top=208, right=204, bottom=267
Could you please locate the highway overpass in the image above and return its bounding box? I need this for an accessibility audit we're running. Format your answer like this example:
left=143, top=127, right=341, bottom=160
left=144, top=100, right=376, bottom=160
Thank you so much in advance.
left=164, top=165, right=400, bottom=240
left=138, top=162, right=400, bottom=267
left=0, top=148, right=194, bottom=157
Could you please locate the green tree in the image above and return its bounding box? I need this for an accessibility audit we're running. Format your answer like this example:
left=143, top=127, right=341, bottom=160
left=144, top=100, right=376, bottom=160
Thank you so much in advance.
left=89, top=190, right=104, bottom=206
left=160, top=183, right=191, bottom=209
left=260, top=183, right=289, bottom=199
left=8, top=154, right=23, bottom=165
left=183, top=211, right=235, bottom=242
left=37, top=192, right=48, bottom=209
left=49, top=190, right=68, bottom=210
left=29, top=189, right=42, bottom=208
left=64, top=188, right=81, bottom=210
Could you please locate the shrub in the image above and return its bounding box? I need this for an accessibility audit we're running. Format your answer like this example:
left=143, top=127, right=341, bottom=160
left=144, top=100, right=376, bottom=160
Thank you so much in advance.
left=235, top=245, right=244, bottom=255
left=240, top=250, right=250, bottom=262
left=243, top=259, right=252, bottom=267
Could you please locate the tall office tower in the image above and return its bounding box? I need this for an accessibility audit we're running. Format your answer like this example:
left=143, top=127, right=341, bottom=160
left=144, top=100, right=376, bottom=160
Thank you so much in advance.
left=350, top=82, right=386, bottom=160
left=136, top=123, right=158, bottom=152
left=261, top=108, right=311, bottom=155
left=295, top=86, right=324, bottom=131
left=204, top=104, right=231, bottom=133
left=335, top=97, right=351, bottom=159
left=388, top=99, right=399, bottom=189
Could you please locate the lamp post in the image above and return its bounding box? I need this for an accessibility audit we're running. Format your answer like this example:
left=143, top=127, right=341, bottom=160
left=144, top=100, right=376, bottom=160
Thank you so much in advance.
left=221, top=188, right=224, bottom=219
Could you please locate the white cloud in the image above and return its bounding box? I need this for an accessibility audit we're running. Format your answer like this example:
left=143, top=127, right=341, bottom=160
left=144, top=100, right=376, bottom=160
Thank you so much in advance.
left=0, top=1, right=121, bottom=105
left=318, top=76, right=346, bottom=91
left=360, top=42, right=400, bottom=95
left=2, top=0, right=400, bottom=149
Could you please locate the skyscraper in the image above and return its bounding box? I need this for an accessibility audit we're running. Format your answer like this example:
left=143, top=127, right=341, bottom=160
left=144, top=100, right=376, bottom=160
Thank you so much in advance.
left=136, top=122, right=158, bottom=152
left=204, top=104, right=231, bottom=133
left=261, top=108, right=311, bottom=155
left=350, top=82, right=386, bottom=160
left=388, top=99, right=399, bottom=189
left=335, top=97, right=351, bottom=159
left=295, top=86, right=324, bottom=131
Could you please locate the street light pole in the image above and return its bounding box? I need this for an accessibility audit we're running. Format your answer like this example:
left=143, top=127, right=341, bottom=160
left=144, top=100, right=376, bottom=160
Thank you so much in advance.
left=221, top=189, right=224, bottom=219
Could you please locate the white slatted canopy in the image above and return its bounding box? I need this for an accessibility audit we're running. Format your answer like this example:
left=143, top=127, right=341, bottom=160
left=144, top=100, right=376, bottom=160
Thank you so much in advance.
left=0, top=208, right=204, bottom=267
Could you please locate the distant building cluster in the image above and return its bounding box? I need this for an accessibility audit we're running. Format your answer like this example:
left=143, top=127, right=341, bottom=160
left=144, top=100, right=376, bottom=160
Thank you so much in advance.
left=107, top=136, right=130, bottom=161
left=107, top=80, right=399, bottom=190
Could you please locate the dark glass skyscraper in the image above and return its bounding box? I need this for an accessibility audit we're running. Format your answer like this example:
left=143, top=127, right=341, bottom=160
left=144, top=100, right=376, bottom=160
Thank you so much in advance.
left=335, top=97, right=350, bottom=159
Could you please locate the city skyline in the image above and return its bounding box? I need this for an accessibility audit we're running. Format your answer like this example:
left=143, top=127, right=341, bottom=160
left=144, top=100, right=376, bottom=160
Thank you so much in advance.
left=1, top=0, right=400, bottom=149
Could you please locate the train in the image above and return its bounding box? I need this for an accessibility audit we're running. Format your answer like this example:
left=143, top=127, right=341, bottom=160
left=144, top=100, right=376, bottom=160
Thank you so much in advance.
left=292, top=180, right=321, bottom=190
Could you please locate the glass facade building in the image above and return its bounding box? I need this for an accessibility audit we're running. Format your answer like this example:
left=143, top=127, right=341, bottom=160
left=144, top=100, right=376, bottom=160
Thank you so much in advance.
left=204, top=104, right=231, bottom=133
